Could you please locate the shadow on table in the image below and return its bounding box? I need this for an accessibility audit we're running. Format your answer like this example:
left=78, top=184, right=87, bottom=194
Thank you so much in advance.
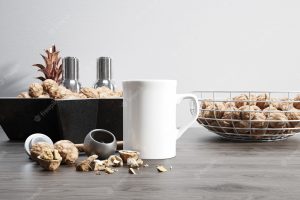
left=199, top=134, right=300, bottom=150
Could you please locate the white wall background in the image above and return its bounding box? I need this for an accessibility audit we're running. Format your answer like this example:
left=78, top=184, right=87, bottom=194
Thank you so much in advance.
left=1, top=0, right=300, bottom=125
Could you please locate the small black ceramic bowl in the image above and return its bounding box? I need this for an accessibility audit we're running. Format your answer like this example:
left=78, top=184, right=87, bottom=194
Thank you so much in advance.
left=84, top=129, right=117, bottom=159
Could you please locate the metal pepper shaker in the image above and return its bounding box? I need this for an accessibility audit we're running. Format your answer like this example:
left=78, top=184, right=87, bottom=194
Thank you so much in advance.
left=61, top=57, right=81, bottom=92
left=94, top=57, right=115, bottom=90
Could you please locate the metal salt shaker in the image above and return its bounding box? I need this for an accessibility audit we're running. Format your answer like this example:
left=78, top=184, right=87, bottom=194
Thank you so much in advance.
left=94, top=57, right=115, bottom=90
left=61, top=57, right=81, bottom=92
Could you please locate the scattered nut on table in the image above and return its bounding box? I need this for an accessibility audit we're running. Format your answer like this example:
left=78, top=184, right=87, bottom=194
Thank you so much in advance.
left=54, top=140, right=79, bottom=165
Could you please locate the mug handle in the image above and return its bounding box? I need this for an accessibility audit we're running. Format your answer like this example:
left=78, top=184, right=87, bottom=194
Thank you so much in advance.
left=176, top=94, right=200, bottom=140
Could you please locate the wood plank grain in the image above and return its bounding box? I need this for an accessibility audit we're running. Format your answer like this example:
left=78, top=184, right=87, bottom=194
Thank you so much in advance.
left=1, top=127, right=300, bottom=200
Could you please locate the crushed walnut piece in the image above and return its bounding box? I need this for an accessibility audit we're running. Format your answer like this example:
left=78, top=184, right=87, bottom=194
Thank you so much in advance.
left=129, top=168, right=136, bottom=174
left=76, top=155, right=98, bottom=172
left=104, top=167, right=114, bottom=174
left=107, top=155, right=123, bottom=167
left=93, top=160, right=106, bottom=171
left=119, top=150, right=140, bottom=163
left=157, top=165, right=168, bottom=173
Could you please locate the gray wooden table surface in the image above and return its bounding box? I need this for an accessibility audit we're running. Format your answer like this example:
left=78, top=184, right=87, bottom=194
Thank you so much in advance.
left=1, top=127, right=300, bottom=200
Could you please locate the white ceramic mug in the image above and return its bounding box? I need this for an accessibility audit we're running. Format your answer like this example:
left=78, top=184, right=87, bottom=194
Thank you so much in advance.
left=123, top=80, right=200, bottom=159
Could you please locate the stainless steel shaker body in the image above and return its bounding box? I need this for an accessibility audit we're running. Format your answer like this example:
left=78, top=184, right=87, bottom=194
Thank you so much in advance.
left=94, top=57, right=115, bottom=90
left=61, top=57, right=81, bottom=92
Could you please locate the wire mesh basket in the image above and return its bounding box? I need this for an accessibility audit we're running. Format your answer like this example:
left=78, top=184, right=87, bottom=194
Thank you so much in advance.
left=193, top=91, right=300, bottom=141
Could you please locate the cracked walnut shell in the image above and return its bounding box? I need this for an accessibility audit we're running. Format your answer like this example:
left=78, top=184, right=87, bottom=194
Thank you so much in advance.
left=272, top=98, right=292, bottom=111
left=37, top=149, right=62, bottom=171
left=30, top=142, right=54, bottom=161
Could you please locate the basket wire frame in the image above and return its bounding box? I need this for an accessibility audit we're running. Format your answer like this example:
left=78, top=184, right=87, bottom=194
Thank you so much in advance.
left=194, top=91, right=300, bottom=141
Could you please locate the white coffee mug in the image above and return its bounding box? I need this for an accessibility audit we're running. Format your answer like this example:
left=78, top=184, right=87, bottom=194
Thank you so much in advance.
left=123, top=80, right=200, bottom=159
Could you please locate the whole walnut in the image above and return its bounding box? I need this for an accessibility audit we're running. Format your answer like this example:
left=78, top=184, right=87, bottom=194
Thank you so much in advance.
left=233, top=94, right=248, bottom=108
left=54, top=140, right=79, bottom=165
left=220, top=107, right=240, bottom=127
left=239, top=105, right=261, bottom=120
left=248, top=94, right=257, bottom=106
left=28, top=83, right=43, bottom=97
left=293, top=95, right=300, bottom=109
left=201, top=99, right=213, bottom=109
left=42, top=79, right=60, bottom=98
left=199, top=103, right=225, bottom=126
left=272, top=98, right=292, bottom=111
left=234, top=120, right=251, bottom=134
left=286, top=108, right=300, bottom=128
left=224, top=101, right=235, bottom=109
left=42, top=79, right=58, bottom=91
left=30, top=142, right=54, bottom=161
left=211, top=102, right=225, bottom=119
left=262, top=106, right=278, bottom=117
left=250, top=113, right=267, bottom=135
left=267, top=112, right=288, bottom=129
left=48, top=86, right=60, bottom=98
left=256, top=93, right=270, bottom=109
left=56, top=86, right=73, bottom=99
left=80, top=87, right=98, bottom=98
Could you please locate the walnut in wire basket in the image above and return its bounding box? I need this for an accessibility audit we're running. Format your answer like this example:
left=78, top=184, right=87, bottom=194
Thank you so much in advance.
left=198, top=93, right=300, bottom=135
